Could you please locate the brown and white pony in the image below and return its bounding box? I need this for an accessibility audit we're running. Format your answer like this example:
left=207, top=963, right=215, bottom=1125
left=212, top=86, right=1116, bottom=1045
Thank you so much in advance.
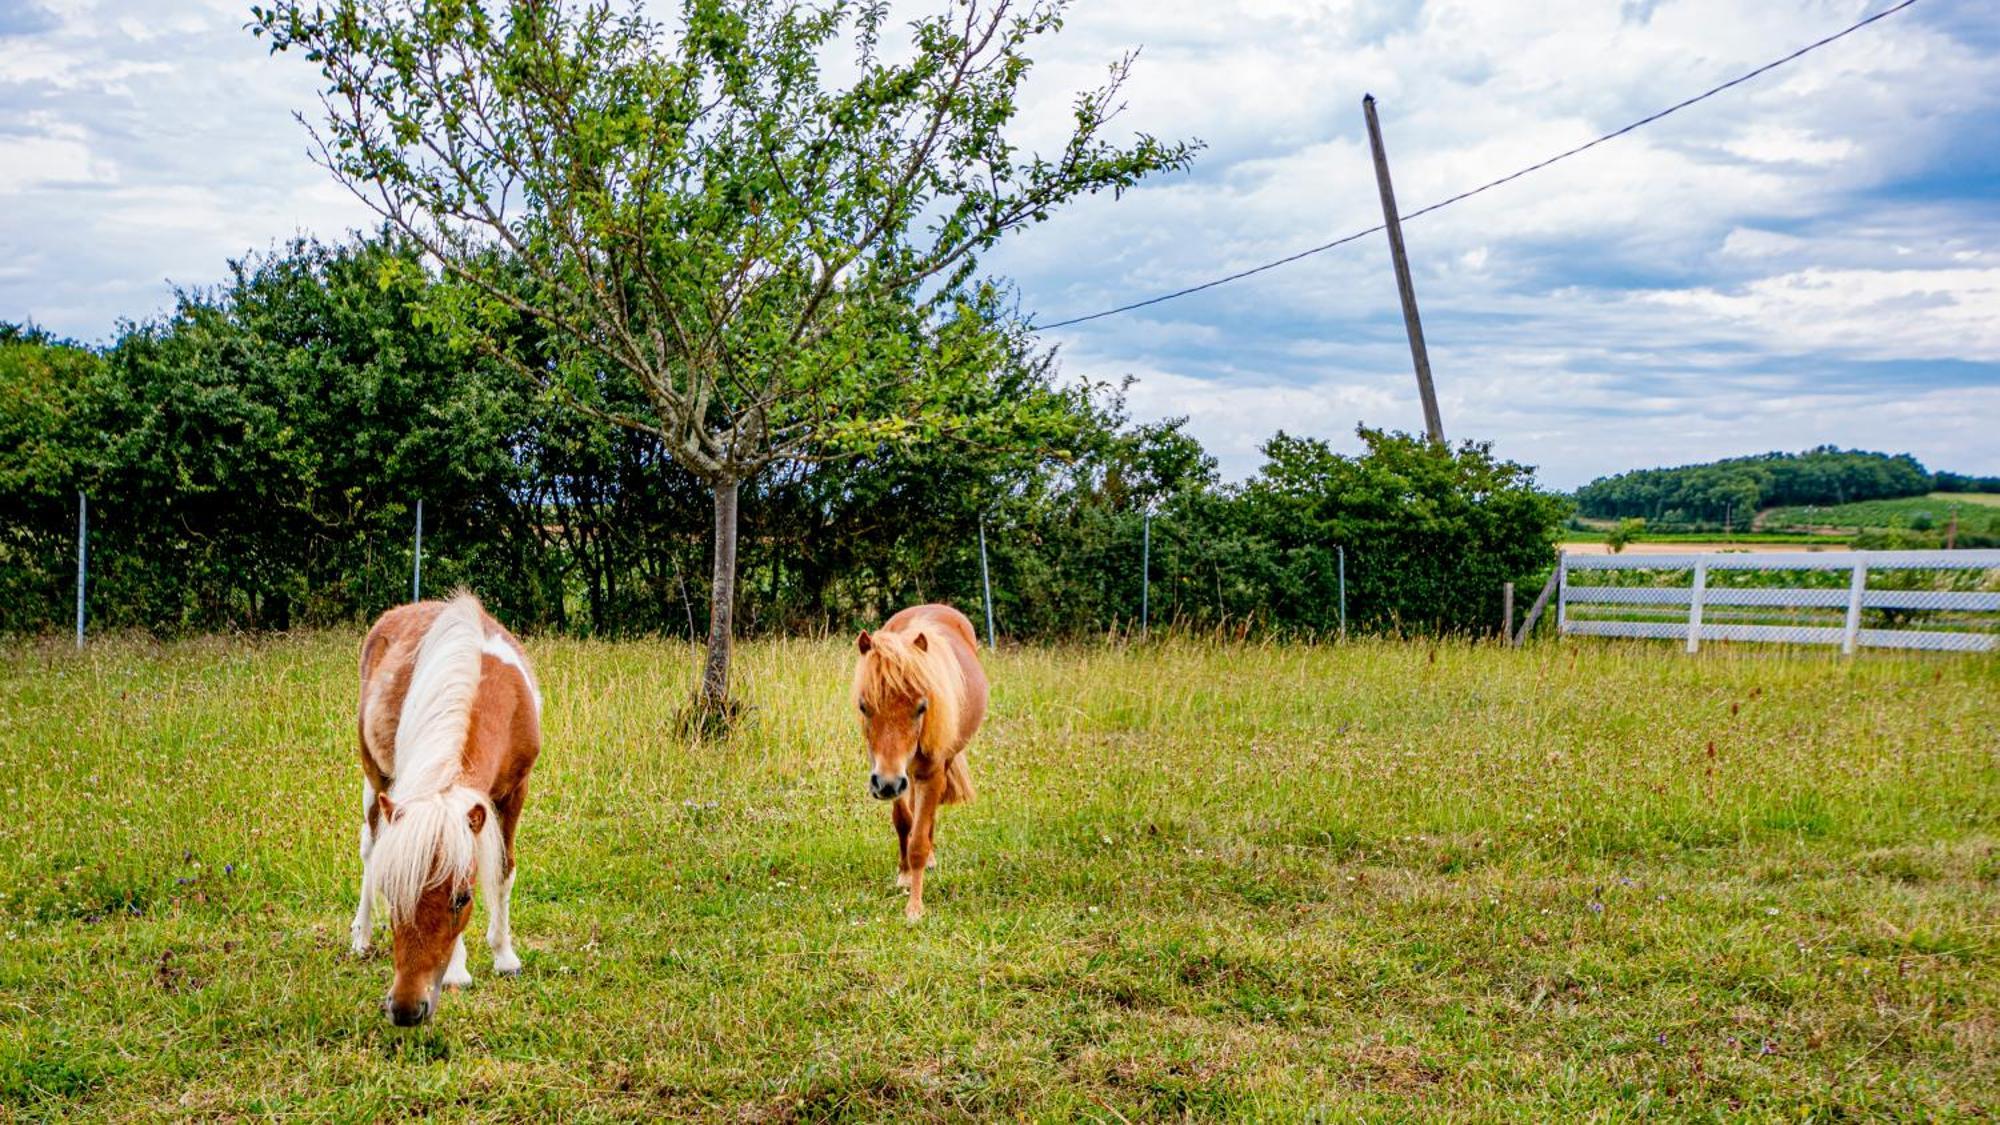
left=349, top=593, right=542, bottom=1026
left=853, top=603, right=987, bottom=921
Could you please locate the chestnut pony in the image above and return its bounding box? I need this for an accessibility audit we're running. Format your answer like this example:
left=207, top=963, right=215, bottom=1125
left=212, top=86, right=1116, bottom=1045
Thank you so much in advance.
left=349, top=593, right=542, bottom=1026
left=853, top=603, right=988, bottom=921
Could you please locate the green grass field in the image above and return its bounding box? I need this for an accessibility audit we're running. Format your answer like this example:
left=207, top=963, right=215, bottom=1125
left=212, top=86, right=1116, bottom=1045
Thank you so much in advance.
left=1761, top=493, right=2000, bottom=532
left=3, top=634, right=1996, bottom=1119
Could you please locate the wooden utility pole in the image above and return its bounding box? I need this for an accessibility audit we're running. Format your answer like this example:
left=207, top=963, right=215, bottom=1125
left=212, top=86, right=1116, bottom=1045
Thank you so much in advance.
left=1362, top=94, right=1445, bottom=446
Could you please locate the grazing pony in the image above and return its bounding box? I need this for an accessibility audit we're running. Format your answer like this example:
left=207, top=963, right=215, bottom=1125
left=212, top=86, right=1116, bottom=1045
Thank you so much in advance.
left=349, top=593, right=542, bottom=1026
left=852, top=603, right=987, bottom=921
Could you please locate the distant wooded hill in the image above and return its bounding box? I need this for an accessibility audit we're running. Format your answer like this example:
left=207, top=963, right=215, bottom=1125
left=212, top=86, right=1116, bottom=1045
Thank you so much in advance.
left=1574, top=448, right=2000, bottom=526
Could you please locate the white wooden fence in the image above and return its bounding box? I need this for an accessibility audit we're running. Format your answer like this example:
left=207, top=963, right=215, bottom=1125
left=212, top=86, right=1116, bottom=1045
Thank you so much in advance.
left=1558, top=550, right=2000, bottom=654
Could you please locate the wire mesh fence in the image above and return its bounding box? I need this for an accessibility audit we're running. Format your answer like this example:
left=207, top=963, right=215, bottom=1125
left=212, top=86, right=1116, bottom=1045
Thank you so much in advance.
left=48, top=494, right=1377, bottom=648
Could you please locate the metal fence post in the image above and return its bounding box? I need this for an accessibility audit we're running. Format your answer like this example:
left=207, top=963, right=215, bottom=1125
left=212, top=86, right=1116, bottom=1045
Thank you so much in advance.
left=1140, top=510, right=1151, bottom=638
left=1686, top=557, right=1709, bottom=653
left=1502, top=581, right=1513, bottom=643
left=75, top=490, right=87, bottom=649
left=1842, top=558, right=1867, bottom=655
left=977, top=516, right=996, bottom=648
left=411, top=498, right=423, bottom=603
left=1337, top=545, right=1347, bottom=639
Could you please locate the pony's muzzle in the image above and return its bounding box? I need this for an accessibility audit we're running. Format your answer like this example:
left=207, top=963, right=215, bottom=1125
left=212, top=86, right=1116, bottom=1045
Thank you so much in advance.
left=385, top=996, right=432, bottom=1027
left=869, top=773, right=908, bottom=801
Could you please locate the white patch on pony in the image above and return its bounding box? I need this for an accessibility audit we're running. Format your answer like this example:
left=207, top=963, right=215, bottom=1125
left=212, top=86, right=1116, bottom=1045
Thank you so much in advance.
left=351, top=779, right=376, bottom=954
left=481, top=630, right=542, bottom=718
left=357, top=778, right=377, bottom=862
left=443, top=935, right=471, bottom=987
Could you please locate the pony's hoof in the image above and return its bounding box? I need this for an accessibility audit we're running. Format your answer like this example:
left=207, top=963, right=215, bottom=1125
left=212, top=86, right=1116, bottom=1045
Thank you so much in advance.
left=895, top=871, right=912, bottom=890
left=443, top=968, right=473, bottom=988
left=349, top=934, right=371, bottom=957
left=904, top=901, right=925, bottom=923
left=926, top=854, right=938, bottom=870
left=493, top=951, right=522, bottom=975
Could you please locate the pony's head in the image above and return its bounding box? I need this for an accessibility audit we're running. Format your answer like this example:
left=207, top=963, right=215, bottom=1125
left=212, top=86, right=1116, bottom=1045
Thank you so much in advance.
left=367, top=788, right=499, bottom=1026
left=853, top=628, right=964, bottom=801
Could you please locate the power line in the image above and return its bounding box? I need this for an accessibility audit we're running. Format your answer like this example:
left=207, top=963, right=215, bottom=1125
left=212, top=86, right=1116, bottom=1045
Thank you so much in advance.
left=1031, top=0, right=1921, bottom=332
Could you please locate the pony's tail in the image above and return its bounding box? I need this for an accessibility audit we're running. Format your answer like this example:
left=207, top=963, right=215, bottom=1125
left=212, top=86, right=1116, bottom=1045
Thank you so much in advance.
left=941, top=751, right=974, bottom=805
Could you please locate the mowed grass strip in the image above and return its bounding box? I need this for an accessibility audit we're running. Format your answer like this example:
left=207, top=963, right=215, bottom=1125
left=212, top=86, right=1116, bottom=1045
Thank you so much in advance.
left=0, top=634, right=1994, bottom=1119
left=1762, top=492, right=2000, bottom=531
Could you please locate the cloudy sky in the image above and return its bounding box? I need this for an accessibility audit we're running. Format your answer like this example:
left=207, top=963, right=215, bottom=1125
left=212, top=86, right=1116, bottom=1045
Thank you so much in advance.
left=2, top=0, right=1995, bottom=487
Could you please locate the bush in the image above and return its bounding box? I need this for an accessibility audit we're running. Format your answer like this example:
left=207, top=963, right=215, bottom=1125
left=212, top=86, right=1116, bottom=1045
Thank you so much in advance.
left=1604, top=518, right=1646, bottom=553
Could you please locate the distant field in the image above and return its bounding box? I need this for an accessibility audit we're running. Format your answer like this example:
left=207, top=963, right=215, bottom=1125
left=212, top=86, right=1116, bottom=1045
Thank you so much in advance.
left=3, top=633, right=1996, bottom=1119
left=1560, top=540, right=1850, bottom=556
left=1761, top=493, right=2000, bottom=532
left=1562, top=530, right=1842, bottom=547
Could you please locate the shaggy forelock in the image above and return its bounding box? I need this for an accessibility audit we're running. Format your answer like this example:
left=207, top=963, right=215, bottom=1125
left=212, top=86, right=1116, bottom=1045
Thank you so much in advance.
left=853, top=629, right=965, bottom=754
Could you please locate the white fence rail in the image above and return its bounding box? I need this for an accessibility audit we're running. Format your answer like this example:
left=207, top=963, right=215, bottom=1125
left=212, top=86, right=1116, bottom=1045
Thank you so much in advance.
left=1558, top=550, right=2000, bottom=654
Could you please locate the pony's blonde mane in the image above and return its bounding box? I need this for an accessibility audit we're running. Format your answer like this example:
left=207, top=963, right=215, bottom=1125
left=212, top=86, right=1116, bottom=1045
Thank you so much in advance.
left=389, top=594, right=486, bottom=800
left=369, top=593, right=499, bottom=923
left=853, top=627, right=965, bottom=755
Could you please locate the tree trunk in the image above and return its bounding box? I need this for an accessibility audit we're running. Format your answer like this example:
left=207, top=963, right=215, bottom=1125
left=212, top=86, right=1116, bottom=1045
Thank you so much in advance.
left=699, top=476, right=740, bottom=707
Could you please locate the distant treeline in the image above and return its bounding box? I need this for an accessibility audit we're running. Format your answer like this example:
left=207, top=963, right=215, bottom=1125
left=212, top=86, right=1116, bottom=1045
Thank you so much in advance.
left=0, top=235, right=1566, bottom=640
left=1573, top=449, right=1995, bottom=528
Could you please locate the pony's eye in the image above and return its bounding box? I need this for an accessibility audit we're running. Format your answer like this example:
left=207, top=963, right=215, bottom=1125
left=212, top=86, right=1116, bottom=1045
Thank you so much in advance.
left=450, top=890, right=471, bottom=911
left=858, top=701, right=871, bottom=717
left=915, top=699, right=928, bottom=716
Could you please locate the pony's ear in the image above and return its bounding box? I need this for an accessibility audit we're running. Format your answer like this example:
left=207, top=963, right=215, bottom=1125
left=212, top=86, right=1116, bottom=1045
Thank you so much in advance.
left=911, top=631, right=929, bottom=652
left=856, top=631, right=873, bottom=654
left=377, top=793, right=398, bottom=823
left=467, top=804, right=487, bottom=835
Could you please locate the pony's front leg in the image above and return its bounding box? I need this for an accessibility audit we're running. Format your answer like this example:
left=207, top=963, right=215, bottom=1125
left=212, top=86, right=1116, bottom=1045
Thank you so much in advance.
left=349, top=778, right=378, bottom=955
left=893, top=794, right=914, bottom=890
left=443, top=935, right=472, bottom=987
left=487, top=869, right=521, bottom=975
left=488, top=787, right=525, bottom=975
left=903, top=779, right=943, bottom=922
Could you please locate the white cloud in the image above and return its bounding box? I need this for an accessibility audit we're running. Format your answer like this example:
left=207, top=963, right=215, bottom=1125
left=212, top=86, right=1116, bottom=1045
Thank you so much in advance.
left=0, top=126, right=115, bottom=191
left=1638, top=267, right=2000, bottom=361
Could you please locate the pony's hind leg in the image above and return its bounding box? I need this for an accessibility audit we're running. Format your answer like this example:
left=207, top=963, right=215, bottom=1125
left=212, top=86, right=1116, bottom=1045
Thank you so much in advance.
left=893, top=794, right=914, bottom=890
left=349, top=779, right=378, bottom=955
